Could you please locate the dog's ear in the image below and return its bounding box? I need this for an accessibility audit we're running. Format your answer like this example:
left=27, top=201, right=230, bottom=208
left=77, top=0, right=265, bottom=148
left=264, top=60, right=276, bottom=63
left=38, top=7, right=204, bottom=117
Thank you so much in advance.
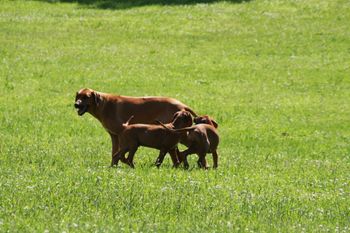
left=172, top=111, right=180, bottom=121
left=92, top=91, right=101, bottom=106
left=211, top=119, right=218, bottom=128
left=186, top=112, right=193, bottom=124
left=193, top=116, right=201, bottom=124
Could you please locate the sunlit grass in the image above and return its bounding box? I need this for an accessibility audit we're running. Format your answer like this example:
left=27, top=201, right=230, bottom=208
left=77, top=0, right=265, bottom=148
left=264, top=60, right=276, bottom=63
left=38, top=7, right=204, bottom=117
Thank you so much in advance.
left=0, top=0, right=349, bottom=232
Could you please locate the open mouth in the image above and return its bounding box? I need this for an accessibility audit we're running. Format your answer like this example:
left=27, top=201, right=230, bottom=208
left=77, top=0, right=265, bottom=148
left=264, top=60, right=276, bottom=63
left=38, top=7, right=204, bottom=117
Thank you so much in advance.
left=75, top=105, right=88, bottom=116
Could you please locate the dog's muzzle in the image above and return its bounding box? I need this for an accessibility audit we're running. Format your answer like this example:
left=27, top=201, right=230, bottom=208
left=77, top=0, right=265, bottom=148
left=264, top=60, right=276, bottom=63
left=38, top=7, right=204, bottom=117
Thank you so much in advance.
left=74, top=101, right=88, bottom=116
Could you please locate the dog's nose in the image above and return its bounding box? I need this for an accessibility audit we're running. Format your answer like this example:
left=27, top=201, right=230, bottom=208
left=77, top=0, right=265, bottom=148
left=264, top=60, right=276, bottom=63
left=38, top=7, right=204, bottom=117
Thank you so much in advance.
left=74, top=100, right=82, bottom=108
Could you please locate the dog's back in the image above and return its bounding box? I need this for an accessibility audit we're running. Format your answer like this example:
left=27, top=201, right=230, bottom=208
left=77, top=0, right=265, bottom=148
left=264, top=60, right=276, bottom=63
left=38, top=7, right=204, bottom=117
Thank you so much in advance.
left=120, top=124, right=181, bottom=150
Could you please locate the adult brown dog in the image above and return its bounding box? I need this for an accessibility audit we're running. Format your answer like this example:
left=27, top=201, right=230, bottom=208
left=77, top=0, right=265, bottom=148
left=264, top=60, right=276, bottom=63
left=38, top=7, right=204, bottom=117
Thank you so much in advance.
left=111, top=111, right=193, bottom=168
left=74, top=88, right=197, bottom=160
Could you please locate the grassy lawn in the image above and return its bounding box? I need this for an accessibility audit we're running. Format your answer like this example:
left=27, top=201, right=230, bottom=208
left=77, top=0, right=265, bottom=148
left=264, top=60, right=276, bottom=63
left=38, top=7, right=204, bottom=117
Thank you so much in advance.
left=0, top=0, right=349, bottom=232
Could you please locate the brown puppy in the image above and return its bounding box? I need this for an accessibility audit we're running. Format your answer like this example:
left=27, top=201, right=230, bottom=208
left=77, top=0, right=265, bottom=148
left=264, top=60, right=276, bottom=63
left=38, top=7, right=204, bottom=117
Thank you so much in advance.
left=179, top=124, right=219, bottom=169
left=182, top=115, right=218, bottom=167
left=74, top=88, right=197, bottom=161
left=158, top=117, right=219, bottom=169
left=111, top=111, right=193, bottom=168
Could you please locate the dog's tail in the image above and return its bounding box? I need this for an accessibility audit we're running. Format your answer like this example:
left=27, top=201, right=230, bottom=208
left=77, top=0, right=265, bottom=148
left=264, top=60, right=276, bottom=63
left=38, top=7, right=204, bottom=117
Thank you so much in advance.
left=156, top=120, right=197, bottom=133
left=184, top=106, right=198, bottom=117
left=107, top=116, right=134, bottom=135
left=123, top=115, right=134, bottom=127
left=155, top=120, right=172, bottom=131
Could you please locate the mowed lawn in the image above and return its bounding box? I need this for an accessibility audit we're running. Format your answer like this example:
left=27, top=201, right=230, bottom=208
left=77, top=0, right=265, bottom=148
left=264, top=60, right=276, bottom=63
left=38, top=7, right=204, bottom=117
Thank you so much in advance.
left=0, top=0, right=349, bottom=232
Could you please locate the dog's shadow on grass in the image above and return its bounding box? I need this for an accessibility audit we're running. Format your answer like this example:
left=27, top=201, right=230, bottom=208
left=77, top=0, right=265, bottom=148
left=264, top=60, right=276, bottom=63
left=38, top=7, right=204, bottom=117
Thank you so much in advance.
left=39, top=0, right=252, bottom=10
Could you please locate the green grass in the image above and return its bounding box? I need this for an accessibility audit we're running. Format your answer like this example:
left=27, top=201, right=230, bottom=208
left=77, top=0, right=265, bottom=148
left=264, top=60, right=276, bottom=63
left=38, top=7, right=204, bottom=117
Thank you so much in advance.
left=1, top=0, right=349, bottom=232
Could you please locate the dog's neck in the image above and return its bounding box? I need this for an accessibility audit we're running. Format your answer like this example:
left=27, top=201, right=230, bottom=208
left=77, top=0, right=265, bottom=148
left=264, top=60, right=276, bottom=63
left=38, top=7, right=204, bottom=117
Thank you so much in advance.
left=87, top=93, right=124, bottom=134
left=87, top=92, right=107, bottom=117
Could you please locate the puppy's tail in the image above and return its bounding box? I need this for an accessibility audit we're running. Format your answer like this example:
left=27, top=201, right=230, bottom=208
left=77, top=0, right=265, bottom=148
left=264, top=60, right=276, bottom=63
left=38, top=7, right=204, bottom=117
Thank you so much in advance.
left=108, top=115, right=134, bottom=135
left=123, top=115, right=134, bottom=127
left=184, top=106, right=198, bottom=117
left=156, top=120, right=197, bottom=133
left=155, top=120, right=173, bottom=131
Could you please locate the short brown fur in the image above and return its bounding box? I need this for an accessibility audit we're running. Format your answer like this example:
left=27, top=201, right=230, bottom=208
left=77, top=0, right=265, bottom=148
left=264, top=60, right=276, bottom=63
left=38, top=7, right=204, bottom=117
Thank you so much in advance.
left=74, top=88, right=197, bottom=162
left=158, top=116, right=220, bottom=169
left=111, top=111, right=193, bottom=168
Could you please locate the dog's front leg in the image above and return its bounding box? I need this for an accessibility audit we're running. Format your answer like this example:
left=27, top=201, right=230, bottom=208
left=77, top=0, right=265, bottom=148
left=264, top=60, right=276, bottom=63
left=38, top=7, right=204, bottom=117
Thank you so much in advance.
left=110, top=133, right=120, bottom=160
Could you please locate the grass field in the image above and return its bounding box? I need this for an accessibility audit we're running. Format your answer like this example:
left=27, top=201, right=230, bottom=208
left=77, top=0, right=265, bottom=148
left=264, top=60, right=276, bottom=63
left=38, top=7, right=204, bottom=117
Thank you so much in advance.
left=1, top=0, right=350, bottom=232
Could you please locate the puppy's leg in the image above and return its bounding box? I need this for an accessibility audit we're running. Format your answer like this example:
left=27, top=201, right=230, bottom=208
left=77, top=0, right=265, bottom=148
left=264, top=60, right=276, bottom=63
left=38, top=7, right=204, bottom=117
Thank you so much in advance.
left=196, top=155, right=208, bottom=169
left=176, top=147, right=182, bottom=162
left=126, top=146, right=138, bottom=168
left=179, top=150, right=190, bottom=169
left=203, top=156, right=209, bottom=169
left=197, top=153, right=208, bottom=169
left=111, top=148, right=128, bottom=167
left=155, top=150, right=167, bottom=168
left=180, top=146, right=196, bottom=169
left=169, top=148, right=180, bottom=168
left=212, top=150, right=218, bottom=169
left=196, top=154, right=202, bottom=168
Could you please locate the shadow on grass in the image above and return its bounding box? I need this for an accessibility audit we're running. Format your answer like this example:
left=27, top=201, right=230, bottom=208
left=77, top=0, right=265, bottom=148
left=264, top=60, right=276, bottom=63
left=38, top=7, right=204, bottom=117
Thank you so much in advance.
left=39, top=0, right=252, bottom=10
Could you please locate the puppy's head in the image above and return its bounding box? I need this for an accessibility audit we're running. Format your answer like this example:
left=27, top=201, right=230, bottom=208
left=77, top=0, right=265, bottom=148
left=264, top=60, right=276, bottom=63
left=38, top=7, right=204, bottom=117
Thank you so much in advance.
left=172, top=111, right=193, bottom=128
left=194, top=115, right=218, bottom=128
left=74, top=88, right=101, bottom=116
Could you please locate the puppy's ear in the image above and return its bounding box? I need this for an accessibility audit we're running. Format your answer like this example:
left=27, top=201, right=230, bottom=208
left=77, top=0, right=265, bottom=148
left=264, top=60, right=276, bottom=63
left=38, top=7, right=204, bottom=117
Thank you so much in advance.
left=92, top=91, right=101, bottom=106
left=186, top=112, right=193, bottom=123
left=193, top=116, right=200, bottom=124
left=211, top=119, right=218, bottom=128
left=172, top=112, right=180, bottom=121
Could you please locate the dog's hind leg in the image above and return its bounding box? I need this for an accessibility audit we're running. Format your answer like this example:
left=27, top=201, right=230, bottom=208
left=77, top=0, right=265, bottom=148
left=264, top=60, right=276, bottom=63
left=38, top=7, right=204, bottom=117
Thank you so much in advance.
left=212, top=150, right=218, bottom=169
left=155, top=150, right=167, bottom=168
left=197, top=152, right=208, bottom=169
left=180, top=146, right=196, bottom=169
left=169, top=148, right=180, bottom=168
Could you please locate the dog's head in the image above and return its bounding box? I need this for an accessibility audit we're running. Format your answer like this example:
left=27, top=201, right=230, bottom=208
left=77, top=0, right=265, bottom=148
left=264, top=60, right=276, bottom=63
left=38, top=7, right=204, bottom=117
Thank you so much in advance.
left=194, top=115, right=218, bottom=128
left=172, top=111, right=193, bottom=128
left=74, top=88, right=101, bottom=116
